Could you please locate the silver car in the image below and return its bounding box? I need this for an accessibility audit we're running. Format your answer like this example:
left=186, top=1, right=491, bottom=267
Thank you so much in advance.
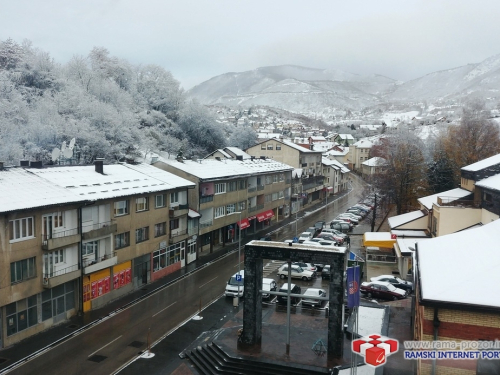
left=302, top=288, right=327, bottom=307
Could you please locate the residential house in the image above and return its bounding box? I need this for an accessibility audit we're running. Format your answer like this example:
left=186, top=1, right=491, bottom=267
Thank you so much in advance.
left=245, top=139, right=325, bottom=212
left=361, top=157, right=387, bottom=177
left=333, top=134, right=355, bottom=146
left=321, top=157, right=350, bottom=195
left=152, top=156, right=293, bottom=254
left=348, top=139, right=373, bottom=171
left=0, top=161, right=194, bottom=348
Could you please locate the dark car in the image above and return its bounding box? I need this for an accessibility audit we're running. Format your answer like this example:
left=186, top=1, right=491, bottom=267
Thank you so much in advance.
left=259, top=235, right=272, bottom=241
left=277, top=283, right=301, bottom=305
left=314, top=221, right=326, bottom=231
left=321, top=265, right=331, bottom=280
left=305, top=226, right=321, bottom=237
left=370, top=275, right=413, bottom=292
left=360, top=281, right=407, bottom=300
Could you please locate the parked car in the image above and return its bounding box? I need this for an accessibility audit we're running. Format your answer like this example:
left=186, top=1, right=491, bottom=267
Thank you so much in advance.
left=277, top=264, right=316, bottom=280
left=262, top=278, right=278, bottom=299
left=320, top=228, right=348, bottom=240
left=353, top=204, right=372, bottom=211
left=330, top=222, right=351, bottom=233
left=277, top=283, right=301, bottom=305
left=259, top=235, right=272, bottom=241
left=316, top=232, right=344, bottom=244
left=330, top=219, right=353, bottom=230
left=305, top=226, right=321, bottom=237
left=341, top=212, right=362, bottom=221
left=298, top=231, right=314, bottom=243
left=321, top=265, right=331, bottom=280
left=225, top=270, right=245, bottom=298
left=292, top=262, right=317, bottom=272
left=302, top=288, right=327, bottom=307
left=360, top=281, right=407, bottom=300
left=370, top=275, right=413, bottom=292
left=307, top=238, right=338, bottom=247
left=314, top=221, right=326, bottom=231
left=336, top=215, right=359, bottom=225
left=347, top=208, right=366, bottom=217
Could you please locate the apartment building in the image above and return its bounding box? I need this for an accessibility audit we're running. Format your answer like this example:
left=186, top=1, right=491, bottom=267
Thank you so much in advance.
left=152, top=155, right=293, bottom=254
left=348, top=139, right=373, bottom=171
left=321, top=157, right=350, bottom=195
left=0, top=161, right=194, bottom=347
left=245, top=139, right=325, bottom=211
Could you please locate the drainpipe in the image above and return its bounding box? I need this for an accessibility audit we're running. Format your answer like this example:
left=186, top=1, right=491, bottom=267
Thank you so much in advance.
left=78, top=206, right=84, bottom=316
left=432, top=308, right=440, bottom=375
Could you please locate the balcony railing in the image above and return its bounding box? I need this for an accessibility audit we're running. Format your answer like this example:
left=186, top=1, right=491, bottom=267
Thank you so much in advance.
left=366, top=254, right=397, bottom=263
left=170, top=228, right=188, bottom=239
left=42, top=228, right=81, bottom=251
left=200, top=195, right=213, bottom=204
left=82, top=220, right=115, bottom=233
left=43, top=264, right=79, bottom=279
left=42, top=228, right=78, bottom=242
left=257, top=185, right=265, bottom=191
left=81, top=221, right=117, bottom=241
left=83, top=251, right=117, bottom=268
left=200, top=220, right=213, bottom=229
left=248, top=187, right=257, bottom=193
left=436, top=197, right=479, bottom=208
left=188, top=227, right=198, bottom=236
left=248, top=206, right=258, bottom=213
left=302, top=176, right=325, bottom=191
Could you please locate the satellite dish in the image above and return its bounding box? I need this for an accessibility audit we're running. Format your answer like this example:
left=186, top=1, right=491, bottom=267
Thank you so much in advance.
left=63, top=148, right=73, bottom=159
left=69, top=138, right=76, bottom=150
left=51, top=148, right=60, bottom=162
left=61, top=141, right=67, bottom=152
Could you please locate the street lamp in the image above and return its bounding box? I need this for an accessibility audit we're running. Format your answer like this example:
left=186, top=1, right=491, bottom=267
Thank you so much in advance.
left=230, top=211, right=243, bottom=306
left=295, top=185, right=303, bottom=237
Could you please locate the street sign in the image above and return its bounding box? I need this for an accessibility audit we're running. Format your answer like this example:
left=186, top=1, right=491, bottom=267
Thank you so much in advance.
left=292, top=237, right=299, bottom=243
left=235, top=274, right=242, bottom=281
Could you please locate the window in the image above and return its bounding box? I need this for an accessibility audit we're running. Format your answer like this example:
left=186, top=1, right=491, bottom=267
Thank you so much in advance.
left=227, top=181, right=237, bottom=192
left=215, top=183, right=226, bottom=194
left=279, top=173, right=284, bottom=181
left=155, top=194, right=165, bottom=208
left=9, top=217, right=34, bottom=241
left=265, top=176, right=272, bottom=185
left=54, top=249, right=64, bottom=264
left=170, top=191, right=179, bottom=204
left=238, top=201, right=246, bottom=211
left=279, top=190, right=284, bottom=199
left=114, top=200, right=129, bottom=216
left=484, top=192, right=492, bottom=202
left=41, top=281, right=75, bottom=321
left=11, top=257, right=36, bottom=284
left=154, top=222, right=166, bottom=237
left=6, top=295, right=38, bottom=336
left=214, top=206, right=225, bottom=218
left=238, top=180, right=246, bottom=190
left=82, top=241, right=98, bottom=256
left=115, top=232, right=130, bottom=249
left=136, top=197, right=149, bottom=212
left=135, top=227, right=149, bottom=243
left=261, top=144, right=266, bottom=150
left=276, top=144, right=281, bottom=150
left=226, top=204, right=235, bottom=214
left=188, top=238, right=196, bottom=255
left=272, top=192, right=279, bottom=201
left=267, top=144, right=273, bottom=150
left=265, top=194, right=272, bottom=203
left=273, top=174, right=278, bottom=183
left=169, top=219, right=179, bottom=230
left=153, top=242, right=184, bottom=271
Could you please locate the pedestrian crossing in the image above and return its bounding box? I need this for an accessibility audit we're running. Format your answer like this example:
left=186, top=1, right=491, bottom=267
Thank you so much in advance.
left=262, top=260, right=285, bottom=277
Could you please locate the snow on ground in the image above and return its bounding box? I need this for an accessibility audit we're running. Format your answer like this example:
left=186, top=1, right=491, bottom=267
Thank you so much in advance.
left=382, top=111, right=420, bottom=126
left=357, top=306, right=386, bottom=337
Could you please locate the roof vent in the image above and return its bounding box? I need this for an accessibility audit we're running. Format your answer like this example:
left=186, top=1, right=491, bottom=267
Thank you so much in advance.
left=30, top=160, right=43, bottom=169
left=251, top=156, right=255, bottom=161
left=20, top=160, right=30, bottom=167
left=236, top=155, right=243, bottom=161
left=215, top=157, right=221, bottom=161
left=260, top=156, right=266, bottom=160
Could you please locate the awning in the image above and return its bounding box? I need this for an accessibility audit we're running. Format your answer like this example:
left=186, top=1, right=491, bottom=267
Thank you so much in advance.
left=237, top=218, right=250, bottom=230
left=362, top=232, right=397, bottom=248
left=188, top=209, right=201, bottom=218
left=257, top=209, right=274, bottom=222
left=326, top=186, right=334, bottom=192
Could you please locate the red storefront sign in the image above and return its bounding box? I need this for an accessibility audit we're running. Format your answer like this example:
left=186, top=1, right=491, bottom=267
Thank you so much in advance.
left=257, top=209, right=275, bottom=222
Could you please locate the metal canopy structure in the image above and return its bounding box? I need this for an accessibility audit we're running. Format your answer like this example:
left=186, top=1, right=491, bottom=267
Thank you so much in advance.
left=241, top=240, right=347, bottom=359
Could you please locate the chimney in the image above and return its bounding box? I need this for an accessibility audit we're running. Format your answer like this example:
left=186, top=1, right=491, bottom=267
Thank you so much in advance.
left=251, top=156, right=255, bottom=161
left=236, top=155, right=243, bottom=161
left=30, top=161, right=43, bottom=169
left=260, top=156, right=266, bottom=160
left=20, top=160, right=30, bottom=167
left=94, top=158, right=104, bottom=174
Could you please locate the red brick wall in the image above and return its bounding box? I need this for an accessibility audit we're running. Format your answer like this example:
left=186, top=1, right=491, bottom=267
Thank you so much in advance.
left=151, top=261, right=181, bottom=282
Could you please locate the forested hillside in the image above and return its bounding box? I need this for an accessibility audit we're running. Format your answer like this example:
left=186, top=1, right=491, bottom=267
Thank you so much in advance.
left=0, top=38, right=238, bottom=165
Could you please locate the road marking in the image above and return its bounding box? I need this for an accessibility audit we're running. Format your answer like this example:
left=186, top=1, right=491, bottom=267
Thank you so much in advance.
left=88, top=335, right=122, bottom=357
left=152, top=301, right=177, bottom=318
left=198, top=276, right=217, bottom=289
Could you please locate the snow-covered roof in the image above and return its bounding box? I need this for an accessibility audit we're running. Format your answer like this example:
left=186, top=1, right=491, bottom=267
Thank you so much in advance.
left=0, top=163, right=195, bottom=213
left=310, top=136, right=326, bottom=141
left=476, top=173, right=500, bottom=192
left=281, top=139, right=321, bottom=153
left=392, top=230, right=429, bottom=238
left=461, top=153, right=500, bottom=172
left=362, top=157, right=387, bottom=167
left=388, top=210, right=426, bottom=228
left=417, top=188, right=471, bottom=210
left=322, top=157, right=350, bottom=173
left=292, top=168, right=303, bottom=178
left=160, top=157, right=294, bottom=180
left=417, top=219, right=500, bottom=308
left=337, top=134, right=355, bottom=139
left=224, top=147, right=251, bottom=159
left=353, top=139, right=373, bottom=148
left=323, top=147, right=349, bottom=157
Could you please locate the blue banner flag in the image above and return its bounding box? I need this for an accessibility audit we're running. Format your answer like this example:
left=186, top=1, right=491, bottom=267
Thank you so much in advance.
left=346, top=265, right=361, bottom=308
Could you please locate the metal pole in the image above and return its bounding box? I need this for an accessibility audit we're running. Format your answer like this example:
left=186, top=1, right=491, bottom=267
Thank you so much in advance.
left=286, top=260, right=292, bottom=354
left=237, top=211, right=241, bottom=306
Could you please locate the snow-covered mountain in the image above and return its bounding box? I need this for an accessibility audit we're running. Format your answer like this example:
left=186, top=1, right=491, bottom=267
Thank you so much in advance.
left=188, top=56, right=500, bottom=113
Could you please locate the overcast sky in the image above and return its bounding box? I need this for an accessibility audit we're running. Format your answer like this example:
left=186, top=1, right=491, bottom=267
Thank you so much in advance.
left=1, top=0, right=499, bottom=89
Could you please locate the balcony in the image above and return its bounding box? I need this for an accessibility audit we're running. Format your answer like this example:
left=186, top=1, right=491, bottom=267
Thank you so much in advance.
left=82, top=221, right=117, bottom=241
left=286, top=179, right=291, bottom=184
left=200, top=195, right=214, bottom=204
left=302, top=176, right=325, bottom=191
left=169, top=204, right=189, bottom=218
left=83, top=252, right=118, bottom=274
left=436, top=197, right=479, bottom=208
left=169, top=228, right=188, bottom=244
left=248, top=186, right=257, bottom=193
left=200, top=220, right=213, bottom=229
left=42, top=228, right=80, bottom=251
left=257, top=184, right=265, bottom=191
left=43, top=264, right=80, bottom=288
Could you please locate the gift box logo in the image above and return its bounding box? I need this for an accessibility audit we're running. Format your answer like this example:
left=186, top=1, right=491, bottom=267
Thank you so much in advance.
left=352, top=334, right=398, bottom=367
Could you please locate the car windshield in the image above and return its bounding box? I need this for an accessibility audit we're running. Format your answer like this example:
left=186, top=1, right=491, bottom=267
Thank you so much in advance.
left=294, top=267, right=304, bottom=272
left=395, top=277, right=405, bottom=283
left=386, top=283, right=397, bottom=291
left=228, top=276, right=244, bottom=286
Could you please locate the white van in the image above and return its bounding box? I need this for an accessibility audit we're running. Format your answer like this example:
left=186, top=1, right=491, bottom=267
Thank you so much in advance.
left=225, top=270, right=244, bottom=298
